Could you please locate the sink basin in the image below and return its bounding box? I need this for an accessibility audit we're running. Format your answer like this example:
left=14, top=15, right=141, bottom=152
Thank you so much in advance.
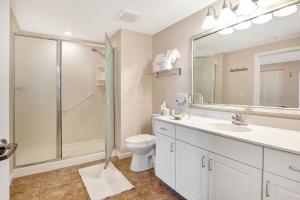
left=209, top=122, right=252, bottom=132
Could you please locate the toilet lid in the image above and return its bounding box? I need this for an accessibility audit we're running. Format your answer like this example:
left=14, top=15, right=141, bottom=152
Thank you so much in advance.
left=126, top=134, right=155, bottom=144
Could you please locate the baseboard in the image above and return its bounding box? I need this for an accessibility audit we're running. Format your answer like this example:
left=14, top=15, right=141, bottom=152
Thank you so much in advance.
left=12, top=152, right=107, bottom=178
left=115, top=150, right=132, bottom=160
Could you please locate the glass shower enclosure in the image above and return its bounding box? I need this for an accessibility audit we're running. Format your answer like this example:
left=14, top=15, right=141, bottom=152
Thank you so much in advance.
left=13, top=34, right=114, bottom=167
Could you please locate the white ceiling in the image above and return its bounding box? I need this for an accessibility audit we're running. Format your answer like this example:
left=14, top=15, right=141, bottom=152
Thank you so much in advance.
left=11, top=0, right=217, bottom=43
left=194, top=4, right=300, bottom=57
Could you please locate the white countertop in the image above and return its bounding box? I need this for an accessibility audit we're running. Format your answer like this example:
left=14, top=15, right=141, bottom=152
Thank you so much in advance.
left=156, top=115, right=300, bottom=155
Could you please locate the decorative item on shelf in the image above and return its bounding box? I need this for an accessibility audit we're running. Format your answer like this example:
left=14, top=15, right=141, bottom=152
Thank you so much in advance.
left=151, top=49, right=181, bottom=78
left=230, top=66, right=248, bottom=72
left=173, top=93, right=192, bottom=120
left=96, top=65, right=105, bottom=86
left=193, top=93, right=204, bottom=104
left=160, top=101, right=170, bottom=116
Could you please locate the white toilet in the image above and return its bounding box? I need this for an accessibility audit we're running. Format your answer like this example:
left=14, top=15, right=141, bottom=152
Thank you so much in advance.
left=125, top=114, right=159, bottom=172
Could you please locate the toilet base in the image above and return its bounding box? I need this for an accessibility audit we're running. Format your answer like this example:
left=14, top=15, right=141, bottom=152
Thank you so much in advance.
left=130, top=152, right=154, bottom=172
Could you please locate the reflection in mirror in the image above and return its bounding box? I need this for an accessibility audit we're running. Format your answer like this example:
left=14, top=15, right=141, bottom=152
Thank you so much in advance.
left=193, top=3, right=300, bottom=109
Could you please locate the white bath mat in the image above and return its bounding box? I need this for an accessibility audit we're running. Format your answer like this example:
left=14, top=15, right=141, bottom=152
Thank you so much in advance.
left=78, top=162, right=134, bottom=200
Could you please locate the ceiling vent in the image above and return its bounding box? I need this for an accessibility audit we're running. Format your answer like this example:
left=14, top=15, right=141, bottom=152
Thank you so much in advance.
left=115, top=9, right=141, bottom=23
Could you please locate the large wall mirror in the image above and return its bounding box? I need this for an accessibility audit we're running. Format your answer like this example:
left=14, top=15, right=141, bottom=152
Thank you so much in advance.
left=192, top=1, right=300, bottom=111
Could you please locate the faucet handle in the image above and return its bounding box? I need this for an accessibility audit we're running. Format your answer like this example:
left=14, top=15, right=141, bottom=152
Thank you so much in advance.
left=233, top=112, right=241, bottom=118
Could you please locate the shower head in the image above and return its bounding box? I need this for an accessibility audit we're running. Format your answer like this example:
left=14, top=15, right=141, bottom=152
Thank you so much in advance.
left=91, top=48, right=105, bottom=58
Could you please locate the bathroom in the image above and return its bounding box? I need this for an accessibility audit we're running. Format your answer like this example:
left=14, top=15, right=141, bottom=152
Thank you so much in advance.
left=0, top=0, right=300, bottom=199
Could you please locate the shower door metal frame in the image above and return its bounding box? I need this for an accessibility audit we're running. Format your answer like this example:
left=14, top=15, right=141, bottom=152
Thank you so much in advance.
left=12, top=32, right=105, bottom=168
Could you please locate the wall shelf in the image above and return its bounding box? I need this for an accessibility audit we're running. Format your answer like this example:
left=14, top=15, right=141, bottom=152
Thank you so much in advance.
left=149, top=67, right=181, bottom=78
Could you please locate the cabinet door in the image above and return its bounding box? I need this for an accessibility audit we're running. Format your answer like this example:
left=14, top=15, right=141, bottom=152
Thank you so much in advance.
left=176, top=140, right=208, bottom=200
left=156, top=133, right=175, bottom=189
left=208, top=153, right=261, bottom=200
left=263, top=172, right=300, bottom=200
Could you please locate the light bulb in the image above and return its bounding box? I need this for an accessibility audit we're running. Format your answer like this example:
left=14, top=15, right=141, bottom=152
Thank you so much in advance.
left=218, top=7, right=236, bottom=24
left=252, top=13, right=273, bottom=24
left=257, top=0, right=280, bottom=7
left=202, top=15, right=218, bottom=29
left=218, top=27, right=234, bottom=35
left=234, top=21, right=252, bottom=30
left=236, top=0, right=257, bottom=15
left=273, top=5, right=298, bottom=17
left=64, top=31, right=72, bottom=36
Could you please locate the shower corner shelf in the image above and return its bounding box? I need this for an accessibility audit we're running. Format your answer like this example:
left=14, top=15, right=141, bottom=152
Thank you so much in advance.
left=149, top=67, right=181, bottom=78
left=96, top=65, right=105, bottom=86
left=96, top=79, right=105, bottom=86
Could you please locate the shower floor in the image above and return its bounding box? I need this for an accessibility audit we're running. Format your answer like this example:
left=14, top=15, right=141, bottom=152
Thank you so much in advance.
left=62, top=138, right=105, bottom=158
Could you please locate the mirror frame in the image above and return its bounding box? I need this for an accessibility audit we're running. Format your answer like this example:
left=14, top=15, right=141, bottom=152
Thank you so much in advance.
left=190, top=0, right=300, bottom=119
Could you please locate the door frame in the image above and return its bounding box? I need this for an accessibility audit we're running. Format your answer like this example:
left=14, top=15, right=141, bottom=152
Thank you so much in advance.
left=12, top=32, right=105, bottom=168
left=104, top=33, right=116, bottom=168
left=253, top=46, right=300, bottom=107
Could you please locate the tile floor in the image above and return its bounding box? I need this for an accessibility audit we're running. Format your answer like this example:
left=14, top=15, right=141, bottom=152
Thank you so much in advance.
left=10, top=157, right=184, bottom=200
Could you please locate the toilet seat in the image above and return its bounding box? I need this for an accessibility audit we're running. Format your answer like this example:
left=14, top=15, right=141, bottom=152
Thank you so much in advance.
left=126, top=134, right=155, bottom=147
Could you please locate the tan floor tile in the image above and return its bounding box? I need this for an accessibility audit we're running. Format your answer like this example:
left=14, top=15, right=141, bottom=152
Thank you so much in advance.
left=11, top=157, right=183, bottom=200
left=10, top=187, right=40, bottom=200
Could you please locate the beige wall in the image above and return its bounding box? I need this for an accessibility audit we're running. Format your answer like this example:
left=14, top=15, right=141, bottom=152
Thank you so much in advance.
left=152, top=0, right=300, bottom=110
left=112, top=29, right=153, bottom=152
left=152, top=0, right=228, bottom=113
left=222, top=37, right=300, bottom=105
left=152, top=1, right=300, bottom=129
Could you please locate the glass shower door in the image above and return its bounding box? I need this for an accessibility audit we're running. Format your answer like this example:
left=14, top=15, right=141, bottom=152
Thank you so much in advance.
left=14, top=36, right=58, bottom=166
left=104, top=34, right=115, bottom=168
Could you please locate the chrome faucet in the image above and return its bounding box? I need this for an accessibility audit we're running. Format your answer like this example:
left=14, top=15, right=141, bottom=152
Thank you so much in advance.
left=232, top=112, right=247, bottom=126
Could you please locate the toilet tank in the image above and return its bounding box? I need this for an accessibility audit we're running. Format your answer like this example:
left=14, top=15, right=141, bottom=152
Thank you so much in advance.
left=152, top=114, right=160, bottom=135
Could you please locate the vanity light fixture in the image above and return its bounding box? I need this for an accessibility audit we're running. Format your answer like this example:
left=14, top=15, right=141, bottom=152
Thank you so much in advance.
left=252, top=13, right=273, bottom=24
left=64, top=31, right=72, bottom=36
left=218, top=0, right=236, bottom=25
left=234, top=21, right=252, bottom=30
left=273, top=5, right=298, bottom=17
left=218, top=27, right=234, bottom=35
left=202, top=7, right=218, bottom=29
left=236, top=0, right=257, bottom=15
left=257, top=0, right=280, bottom=8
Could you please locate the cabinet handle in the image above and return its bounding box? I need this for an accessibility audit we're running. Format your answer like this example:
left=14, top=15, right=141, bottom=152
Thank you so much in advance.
left=289, top=166, right=300, bottom=173
left=160, top=127, right=167, bottom=131
left=170, top=143, right=174, bottom=152
left=202, top=156, right=206, bottom=168
left=266, top=181, right=271, bottom=197
left=208, top=159, right=213, bottom=171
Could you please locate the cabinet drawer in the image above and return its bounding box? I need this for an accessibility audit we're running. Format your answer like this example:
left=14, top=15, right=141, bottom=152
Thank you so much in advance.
left=155, top=120, right=175, bottom=138
left=264, top=148, right=300, bottom=182
left=176, top=125, right=263, bottom=169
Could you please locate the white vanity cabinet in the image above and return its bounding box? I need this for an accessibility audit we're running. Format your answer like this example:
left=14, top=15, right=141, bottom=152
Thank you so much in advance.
left=263, top=172, right=300, bottom=200
left=156, top=131, right=176, bottom=189
left=176, top=140, right=208, bottom=200
left=262, top=148, right=300, bottom=200
left=208, top=152, right=262, bottom=200
left=155, top=119, right=300, bottom=200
